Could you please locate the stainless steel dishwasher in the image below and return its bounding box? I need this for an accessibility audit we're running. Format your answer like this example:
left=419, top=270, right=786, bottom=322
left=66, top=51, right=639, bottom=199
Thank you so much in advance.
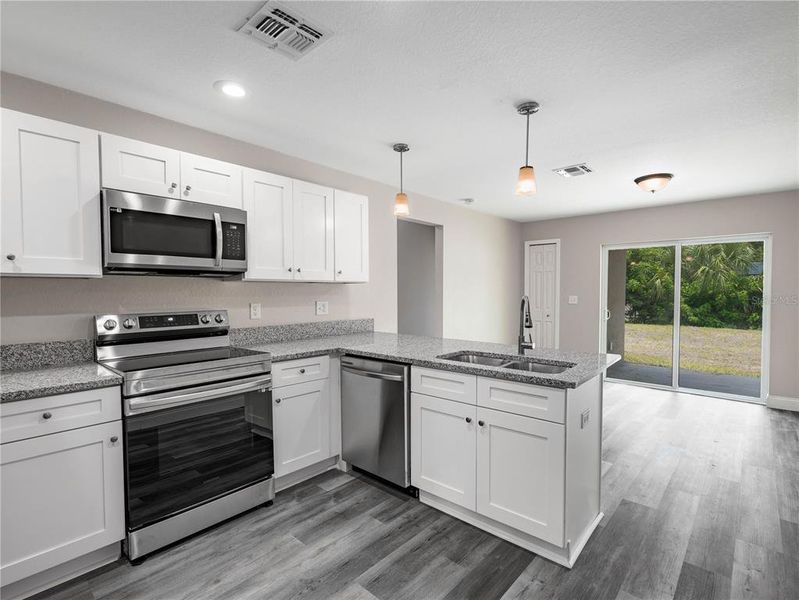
left=340, top=356, right=411, bottom=488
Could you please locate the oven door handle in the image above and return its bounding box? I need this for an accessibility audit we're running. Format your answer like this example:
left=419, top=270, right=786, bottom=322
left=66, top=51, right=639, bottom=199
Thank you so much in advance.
left=214, top=212, right=223, bottom=267
left=126, top=375, right=272, bottom=415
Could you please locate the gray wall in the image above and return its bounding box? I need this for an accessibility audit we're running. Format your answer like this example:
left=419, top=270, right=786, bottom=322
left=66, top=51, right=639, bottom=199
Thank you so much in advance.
left=397, top=220, right=443, bottom=337
left=606, top=249, right=627, bottom=356
left=0, top=73, right=523, bottom=345
left=522, top=190, right=799, bottom=398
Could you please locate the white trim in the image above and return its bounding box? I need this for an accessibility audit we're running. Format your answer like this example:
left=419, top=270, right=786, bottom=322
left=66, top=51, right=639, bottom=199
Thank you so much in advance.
left=767, top=395, right=799, bottom=412
left=524, top=239, right=561, bottom=349
left=599, top=233, right=772, bottom=404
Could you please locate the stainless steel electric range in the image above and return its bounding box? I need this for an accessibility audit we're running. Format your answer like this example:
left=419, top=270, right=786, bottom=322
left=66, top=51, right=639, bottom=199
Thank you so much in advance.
left=94, top=310, right=273, bottom=561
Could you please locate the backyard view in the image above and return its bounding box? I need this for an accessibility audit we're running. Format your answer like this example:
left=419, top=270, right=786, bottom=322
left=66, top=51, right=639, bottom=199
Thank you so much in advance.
left=606, top=241, right=764, bottom=397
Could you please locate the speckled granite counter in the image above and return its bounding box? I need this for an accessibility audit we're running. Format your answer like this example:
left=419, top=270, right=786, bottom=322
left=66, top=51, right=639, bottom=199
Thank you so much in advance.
left=247, top=331, right=619, bottom=389
left=0, top=362, right=122, bottom=403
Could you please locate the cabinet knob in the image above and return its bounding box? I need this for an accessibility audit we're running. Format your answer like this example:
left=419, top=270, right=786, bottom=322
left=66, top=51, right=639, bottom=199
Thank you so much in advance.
left=42, top=412, right=52, bottom=420
left=6, top=254, right=16, bottom=261
left=110, top=436, right=119, bottom=443
left=288, top=267, right=293, bottom=272
left=299, top=368, right=306, bottom=374
left=184, top=186, right=191, bottom=195
left=296, top=267, right=302, bottom=273
left=171, top=182, right=178, bottom=189
left=275, top=398, right=281, bottom=404
left=337, top=270, right=343, bottom=275
left=465, top=417, right=472, bottom=423
left=478, top=420, right=485, bottom=427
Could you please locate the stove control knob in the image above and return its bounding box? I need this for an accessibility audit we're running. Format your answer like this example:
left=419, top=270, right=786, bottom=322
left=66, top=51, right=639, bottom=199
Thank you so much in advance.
left=214, top=313, right=225, bottom=324
left=103, top=319, right=117, bottom=331
left=123, top=318, right=136, bottom=329
left=200, top=314, right=211, bottom=324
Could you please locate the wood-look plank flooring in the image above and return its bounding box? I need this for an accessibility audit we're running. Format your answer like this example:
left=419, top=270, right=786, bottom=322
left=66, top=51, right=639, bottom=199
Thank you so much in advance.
left=34, top=382, right=799, bottom=600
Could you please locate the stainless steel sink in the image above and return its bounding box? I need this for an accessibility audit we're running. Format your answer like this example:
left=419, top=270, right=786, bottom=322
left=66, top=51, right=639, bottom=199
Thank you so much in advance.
left=501, top=360, right=570, bottom=374
left=438, top=352, right=573, bottom=374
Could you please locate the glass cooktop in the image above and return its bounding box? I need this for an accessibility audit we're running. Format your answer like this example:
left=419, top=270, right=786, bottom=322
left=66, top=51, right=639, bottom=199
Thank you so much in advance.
left=102, top=346, right=268, bottom=374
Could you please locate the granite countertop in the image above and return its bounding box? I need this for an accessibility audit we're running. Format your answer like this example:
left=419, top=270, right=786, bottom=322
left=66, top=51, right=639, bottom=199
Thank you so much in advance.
left=0, top=362, right=122, bottom=403
left=247, top=331, right=620, bottom=389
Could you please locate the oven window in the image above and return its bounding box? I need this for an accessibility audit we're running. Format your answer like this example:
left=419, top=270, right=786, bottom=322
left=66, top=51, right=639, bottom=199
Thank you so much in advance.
left=110, top=209, right=215, bottom=258
left=125, top=390, right=273, bottom=531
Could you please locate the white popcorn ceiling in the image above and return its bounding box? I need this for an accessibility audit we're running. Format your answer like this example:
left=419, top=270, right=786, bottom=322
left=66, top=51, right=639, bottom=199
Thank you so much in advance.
left=1, top=1, right=796, bottom=222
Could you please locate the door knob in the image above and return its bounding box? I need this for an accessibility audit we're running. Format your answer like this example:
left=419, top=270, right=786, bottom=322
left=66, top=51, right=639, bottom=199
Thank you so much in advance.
left=275, top=398, right=281, bottom=404
left=110, top=436, right=119, bottom=443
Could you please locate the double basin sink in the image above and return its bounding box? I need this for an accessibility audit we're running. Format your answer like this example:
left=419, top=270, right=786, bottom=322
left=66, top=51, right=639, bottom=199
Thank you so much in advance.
left=437, top=351, right=573, bottom=374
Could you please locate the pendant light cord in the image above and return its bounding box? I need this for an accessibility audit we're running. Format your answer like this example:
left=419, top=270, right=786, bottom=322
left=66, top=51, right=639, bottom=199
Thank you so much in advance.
left=525, top=112, right=530, bottom=167
left=400, top=151, right=404, bottom=193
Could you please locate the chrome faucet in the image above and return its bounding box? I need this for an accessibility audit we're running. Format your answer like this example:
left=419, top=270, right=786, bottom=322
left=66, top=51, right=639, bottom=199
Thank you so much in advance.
left=519, top=295, right=535, bottom=355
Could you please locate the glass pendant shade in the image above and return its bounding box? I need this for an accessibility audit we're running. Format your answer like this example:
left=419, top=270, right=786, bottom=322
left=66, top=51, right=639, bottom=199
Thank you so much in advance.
left=515, top=165, right=537, bottom=196
left=634, top=173, right=673, bottom=193
left=394, top=192, right=410, bottom=217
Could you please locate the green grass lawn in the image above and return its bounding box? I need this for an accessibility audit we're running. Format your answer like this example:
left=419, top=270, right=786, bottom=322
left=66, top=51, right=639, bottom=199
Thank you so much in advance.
left=624, top=323, right=761, bottom=377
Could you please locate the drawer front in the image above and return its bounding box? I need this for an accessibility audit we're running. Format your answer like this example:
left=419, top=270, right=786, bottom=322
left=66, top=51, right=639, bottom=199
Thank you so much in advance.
left=0, top=387, right=122, bottom=444
left=272, top=355, right=330, bottom=388
left=477, top=377, right=565, bottom=423
left=411, top=367, right=476, bottom=405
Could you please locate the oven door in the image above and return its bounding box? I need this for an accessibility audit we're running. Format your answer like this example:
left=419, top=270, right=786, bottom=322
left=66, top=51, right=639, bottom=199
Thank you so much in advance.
left=124, top=376, right=273, bottom=532
left=102, top=188, right=247, bottom=274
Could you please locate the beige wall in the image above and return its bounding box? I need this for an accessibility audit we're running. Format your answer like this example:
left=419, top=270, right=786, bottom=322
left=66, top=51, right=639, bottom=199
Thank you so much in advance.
left=522, top=190, right=799, bottom=398
left=397, top=220, right=442, bottom=337
left=0, top=73, right=523, bottom=345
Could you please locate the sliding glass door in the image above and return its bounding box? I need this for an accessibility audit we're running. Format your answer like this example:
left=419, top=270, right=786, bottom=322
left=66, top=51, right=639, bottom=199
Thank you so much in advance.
left=603, top=236, right=768, bottom=402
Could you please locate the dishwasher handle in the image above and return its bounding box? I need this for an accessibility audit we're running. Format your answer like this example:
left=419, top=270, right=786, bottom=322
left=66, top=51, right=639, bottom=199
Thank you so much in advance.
left=341, top=366, right=405, bottom=382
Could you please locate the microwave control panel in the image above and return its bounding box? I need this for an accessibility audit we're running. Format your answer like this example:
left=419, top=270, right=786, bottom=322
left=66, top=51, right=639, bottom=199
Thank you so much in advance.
left=222, top=223, right=245, bottom=261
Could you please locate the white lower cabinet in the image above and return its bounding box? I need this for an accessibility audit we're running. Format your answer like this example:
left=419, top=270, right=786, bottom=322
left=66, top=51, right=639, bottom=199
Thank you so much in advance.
left=272, top=378, right=331, bottom=477
left=476, top=406, right=564, bottom=545
left=410, top=393, right=476, bottom=510
left=0, top=419, right=124, bottom=587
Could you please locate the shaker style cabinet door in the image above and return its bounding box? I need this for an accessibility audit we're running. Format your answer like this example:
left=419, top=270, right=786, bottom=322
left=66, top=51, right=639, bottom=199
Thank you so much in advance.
left=333, top=190, right=369, bottom=282
left=100, top=133, right=180, bottom=198
left=1, top=109, right=102, bottom=277
left=475, top=406, right=565, bottom=546
left=411, top=392, right=477, bottom=510
left=272, top=379, right=331, bottom=477
left=291, top=180, right=334, bottom=282
left=179, top=152, right=243, bottom=209
left=243, top=169, right=294, bottom=280
left=0, top=421, right=124, bottom=585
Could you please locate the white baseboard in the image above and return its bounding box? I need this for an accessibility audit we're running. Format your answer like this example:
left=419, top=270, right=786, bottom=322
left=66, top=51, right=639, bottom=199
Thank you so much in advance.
left=767, top=395, right=799, bottom=412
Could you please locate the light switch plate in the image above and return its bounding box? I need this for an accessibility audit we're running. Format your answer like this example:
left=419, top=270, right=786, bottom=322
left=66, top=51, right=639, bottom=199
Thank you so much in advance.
left=315, top=301, right=329, bottom=316
left=249, top=303, right=261, bottom=320
left=568, top=295, right=578, bottom=304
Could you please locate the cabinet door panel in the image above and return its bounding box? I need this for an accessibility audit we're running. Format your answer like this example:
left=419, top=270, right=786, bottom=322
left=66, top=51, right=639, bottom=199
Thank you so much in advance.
left=100, top=134, right=180, bottom=198
left=476, top=407, right=564, bottom=545
left=292, top=180, right=334, bottom=281
left=273, top=379, right=331, bottom=477
left=243, top=169, right=293, bottom=280
left=411, top=393, right=476, bottom=510
left=2, top=109, right=101, bottom=276
left=180, top=153, right=243, bottom=209
left=333, top=190, right=369, bottom=282
left=0, top=421, right=124, bottom=585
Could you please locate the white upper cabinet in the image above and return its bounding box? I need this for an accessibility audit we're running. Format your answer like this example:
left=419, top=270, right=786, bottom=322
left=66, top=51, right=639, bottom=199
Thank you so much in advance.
left=100, top=134, right=180, bottom=198
left=291, top=180, right=334, bottom=282
left=179, top=152, right=243, bottom=209
left=101, top=134, right=243, bottom=208
left=1, top=109, right=102, bottom=277
left=243, top=169, right=294, bottom=281
left=333, top=190, right=369, bottom=282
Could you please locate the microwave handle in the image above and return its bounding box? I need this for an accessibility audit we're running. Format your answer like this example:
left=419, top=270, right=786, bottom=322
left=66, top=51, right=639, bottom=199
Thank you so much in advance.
left=213, top=212, right=223, bottom=266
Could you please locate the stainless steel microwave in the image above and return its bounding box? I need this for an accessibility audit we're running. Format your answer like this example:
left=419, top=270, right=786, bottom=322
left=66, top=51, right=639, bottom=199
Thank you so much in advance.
left=102, top=189, right=247, bottom=276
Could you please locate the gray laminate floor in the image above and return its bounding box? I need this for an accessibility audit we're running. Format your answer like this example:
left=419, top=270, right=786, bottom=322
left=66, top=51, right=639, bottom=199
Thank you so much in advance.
left=34, top=382, right=799, bottom=600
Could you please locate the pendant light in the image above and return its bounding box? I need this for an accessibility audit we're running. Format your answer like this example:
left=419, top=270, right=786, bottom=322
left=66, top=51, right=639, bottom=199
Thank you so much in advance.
left=634, top=173, right=674, bottom=193
left=515, top=101, right=540, bottom=196
left=393, top=143, right=410, bottom=217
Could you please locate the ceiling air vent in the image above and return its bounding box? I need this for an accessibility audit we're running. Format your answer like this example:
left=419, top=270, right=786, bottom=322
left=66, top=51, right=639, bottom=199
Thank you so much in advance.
left=238, top=1, right=333, bottom=60
left=553, top=164, right=593, bottom=178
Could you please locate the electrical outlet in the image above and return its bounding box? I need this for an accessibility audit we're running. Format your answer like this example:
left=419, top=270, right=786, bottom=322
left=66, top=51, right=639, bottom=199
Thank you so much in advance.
left=315, top=301, right=329, bottom=316
left=581, top=409, right=591, bottom=429
left=249, top=303, right=261, bottom=320
left=568, top=295, right=578, bottom=305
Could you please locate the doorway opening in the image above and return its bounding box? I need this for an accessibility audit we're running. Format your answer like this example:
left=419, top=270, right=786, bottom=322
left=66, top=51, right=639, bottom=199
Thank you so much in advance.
left=601, top=235, right=770, bottom=403
left=397, top=219, right=443, bottom=337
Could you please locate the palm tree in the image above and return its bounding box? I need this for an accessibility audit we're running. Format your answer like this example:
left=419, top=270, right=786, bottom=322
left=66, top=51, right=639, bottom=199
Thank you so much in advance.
left=682, top=243, right=760, bottom=295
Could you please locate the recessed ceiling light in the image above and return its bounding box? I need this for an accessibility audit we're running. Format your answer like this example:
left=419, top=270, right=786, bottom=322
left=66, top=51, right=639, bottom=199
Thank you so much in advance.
left=213, top=80, right=246, bottom=98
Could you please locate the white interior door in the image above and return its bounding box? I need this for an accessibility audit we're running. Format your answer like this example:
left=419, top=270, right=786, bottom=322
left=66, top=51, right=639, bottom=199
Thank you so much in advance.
left=243, top=169, right=294, bottom=281
left=292, top=180, right=334, bottom=281
left=525, top=242, right=559, bottom=348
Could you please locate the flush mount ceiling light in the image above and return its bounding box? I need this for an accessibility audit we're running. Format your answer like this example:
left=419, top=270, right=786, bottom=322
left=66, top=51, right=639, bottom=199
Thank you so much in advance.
left=515, top=101, right=540, bottom=196
left=213, top=80, right=247, bottom=98
left=634, top=173, right=674, bottom=193
left=393, top=143, right=410, bottom=217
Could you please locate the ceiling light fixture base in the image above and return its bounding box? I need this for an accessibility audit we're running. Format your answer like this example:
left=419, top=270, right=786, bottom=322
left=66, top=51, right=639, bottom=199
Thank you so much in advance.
left=393, top=143, right=410, bottom=153
left=516, top=101, right=541, bottom=116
